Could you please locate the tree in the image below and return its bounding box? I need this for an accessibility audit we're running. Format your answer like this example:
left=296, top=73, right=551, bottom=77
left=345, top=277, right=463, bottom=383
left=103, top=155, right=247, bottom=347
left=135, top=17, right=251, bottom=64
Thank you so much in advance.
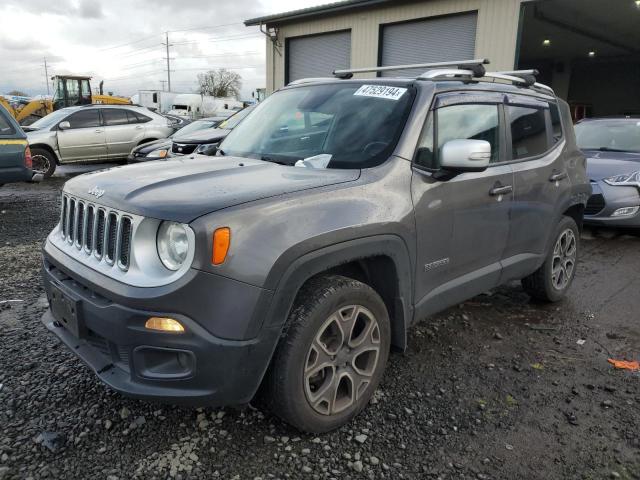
left=7, top=90, right=29, bottom=97
left=197, top=68, right=242, bottom=98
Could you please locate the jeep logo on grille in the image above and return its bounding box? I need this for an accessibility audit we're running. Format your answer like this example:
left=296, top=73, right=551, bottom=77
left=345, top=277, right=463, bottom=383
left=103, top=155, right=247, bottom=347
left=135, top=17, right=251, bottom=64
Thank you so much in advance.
left=88, top=186, right=105, bottom=198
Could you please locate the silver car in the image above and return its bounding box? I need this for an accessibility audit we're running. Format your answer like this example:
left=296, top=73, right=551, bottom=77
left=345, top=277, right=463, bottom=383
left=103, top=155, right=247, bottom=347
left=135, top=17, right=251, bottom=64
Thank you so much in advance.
left=25, top=105, right=174, bottom=177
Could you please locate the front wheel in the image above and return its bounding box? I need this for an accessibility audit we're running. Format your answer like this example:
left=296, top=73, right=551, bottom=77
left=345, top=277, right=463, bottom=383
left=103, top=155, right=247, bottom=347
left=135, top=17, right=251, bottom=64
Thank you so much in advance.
left=261, top=275, right=390, bottom=433
left=522, top=216, right=580, bottom=302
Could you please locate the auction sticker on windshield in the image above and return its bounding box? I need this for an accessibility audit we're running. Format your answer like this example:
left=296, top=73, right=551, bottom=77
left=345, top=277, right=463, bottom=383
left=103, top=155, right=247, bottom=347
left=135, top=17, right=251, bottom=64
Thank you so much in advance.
left=354, top=85, right=407, bottom=101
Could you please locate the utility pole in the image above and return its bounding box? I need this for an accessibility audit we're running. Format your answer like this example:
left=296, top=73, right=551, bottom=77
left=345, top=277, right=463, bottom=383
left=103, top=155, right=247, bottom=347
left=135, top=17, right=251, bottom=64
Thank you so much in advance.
left=160, top=80, right=167, bottom=91
left=43, top=57, right=50, bottom=95
left=162, top=32, right=172, bottom=92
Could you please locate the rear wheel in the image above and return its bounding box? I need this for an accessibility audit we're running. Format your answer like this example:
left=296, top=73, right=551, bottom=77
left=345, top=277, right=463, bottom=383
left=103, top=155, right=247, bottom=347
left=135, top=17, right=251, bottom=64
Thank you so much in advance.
left=522, top=216, right=579, bottom=302
left=30, top=148, right=56, bottom=178
left=262, top=275, right=390, bottom=433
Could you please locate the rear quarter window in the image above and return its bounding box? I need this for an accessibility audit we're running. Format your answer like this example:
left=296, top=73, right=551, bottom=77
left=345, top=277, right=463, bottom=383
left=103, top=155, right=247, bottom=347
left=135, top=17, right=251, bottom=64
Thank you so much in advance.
left=549, top=103, right=563, bottom=143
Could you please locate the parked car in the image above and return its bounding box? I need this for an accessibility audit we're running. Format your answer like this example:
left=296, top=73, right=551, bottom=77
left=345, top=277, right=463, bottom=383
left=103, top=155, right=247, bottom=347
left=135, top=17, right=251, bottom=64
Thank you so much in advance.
left=24, top=105, right=174, bottom=177
left=169, top=106, right=255, bottom=157
left=40, top=61, right=589, bottom=433
left=0, top=102, right=39, bottom=186
left=162, top=113, right=191, bottom=132
left=576, top=117, right=640, bottom=230
left=128, top=116, right=232, bottom=163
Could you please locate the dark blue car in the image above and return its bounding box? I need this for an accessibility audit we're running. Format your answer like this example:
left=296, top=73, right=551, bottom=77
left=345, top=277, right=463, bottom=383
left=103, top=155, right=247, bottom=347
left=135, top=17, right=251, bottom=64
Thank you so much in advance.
left=576, top=118, right=640, bottom=230
left=0, top=103, right=37, bottom=186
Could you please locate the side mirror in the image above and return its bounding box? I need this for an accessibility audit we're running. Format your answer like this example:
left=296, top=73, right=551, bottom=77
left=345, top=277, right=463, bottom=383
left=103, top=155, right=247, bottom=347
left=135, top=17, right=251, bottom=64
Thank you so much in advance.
left=58, top=121, right=71, bottom=130
left=440, top=139, right=491, bottom=172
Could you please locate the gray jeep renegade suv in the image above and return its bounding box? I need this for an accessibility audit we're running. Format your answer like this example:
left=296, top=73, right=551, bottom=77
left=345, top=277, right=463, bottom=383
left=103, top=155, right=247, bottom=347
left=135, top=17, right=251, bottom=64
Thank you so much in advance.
left=41, top=60, right=590, bottom=433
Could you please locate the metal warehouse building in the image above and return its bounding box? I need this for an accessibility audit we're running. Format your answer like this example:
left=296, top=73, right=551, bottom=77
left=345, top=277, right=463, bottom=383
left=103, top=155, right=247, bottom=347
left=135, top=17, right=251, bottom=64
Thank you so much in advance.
left=245, top=0, right=640, bottom=118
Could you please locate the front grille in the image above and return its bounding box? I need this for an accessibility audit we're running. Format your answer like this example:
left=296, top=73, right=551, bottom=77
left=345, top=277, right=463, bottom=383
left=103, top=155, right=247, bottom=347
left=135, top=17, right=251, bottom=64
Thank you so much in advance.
left=60, top=194, right=133, bottom=271
left=585, top=194, right=606, bottom=216
left=171, top=143, right=197, bottom=155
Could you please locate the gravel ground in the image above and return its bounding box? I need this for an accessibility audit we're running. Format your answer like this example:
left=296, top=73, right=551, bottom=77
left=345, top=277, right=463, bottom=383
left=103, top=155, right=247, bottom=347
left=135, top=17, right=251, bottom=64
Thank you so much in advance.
left=0, top=176, right=639, bottom=480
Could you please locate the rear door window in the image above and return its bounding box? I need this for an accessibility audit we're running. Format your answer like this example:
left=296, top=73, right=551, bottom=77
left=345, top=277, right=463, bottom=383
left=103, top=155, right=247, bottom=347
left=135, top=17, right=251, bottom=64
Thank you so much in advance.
left=507, top=106, right=549, bottom=159
left=102, top=109, right=129, bottom=126
left=0, top=111, right=16, bottom=135
left=65, top=109, right=101, bottom=129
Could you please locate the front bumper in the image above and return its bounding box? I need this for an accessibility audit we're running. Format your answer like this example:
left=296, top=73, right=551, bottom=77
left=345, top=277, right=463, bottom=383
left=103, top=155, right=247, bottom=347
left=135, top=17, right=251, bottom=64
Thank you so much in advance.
left=41, top=249, right=280, bottom=407
left=583, top=181, right=640, bottom=228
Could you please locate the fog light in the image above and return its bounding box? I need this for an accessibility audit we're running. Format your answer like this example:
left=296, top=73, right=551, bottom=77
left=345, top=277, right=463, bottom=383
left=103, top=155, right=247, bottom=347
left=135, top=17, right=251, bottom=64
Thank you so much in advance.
left=145, top=317, right=185, bottom=333
left=612, top=206, right=640, bottom=217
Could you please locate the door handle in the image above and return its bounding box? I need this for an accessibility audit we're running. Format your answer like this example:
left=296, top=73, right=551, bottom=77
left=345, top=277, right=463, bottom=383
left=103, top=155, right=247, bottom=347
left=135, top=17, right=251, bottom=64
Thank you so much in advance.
left=489, top=185, right=513, bottom=196
left=135, top=125, right=143, bottom=130
left=549, top=171, right=568, bottom=182
left=94, top=129, right=103, bottom=133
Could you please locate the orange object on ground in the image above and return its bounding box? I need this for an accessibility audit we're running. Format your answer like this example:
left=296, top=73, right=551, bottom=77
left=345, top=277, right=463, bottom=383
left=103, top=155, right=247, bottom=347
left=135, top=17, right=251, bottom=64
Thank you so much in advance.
left=608, top=359, right=640, bottom=371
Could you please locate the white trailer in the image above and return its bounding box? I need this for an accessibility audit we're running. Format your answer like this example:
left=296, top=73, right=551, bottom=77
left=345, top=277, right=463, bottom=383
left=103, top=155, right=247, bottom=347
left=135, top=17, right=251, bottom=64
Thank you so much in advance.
left=136, top=90, right=179, bottom=113
left=165, top=94, right=243, bottom=119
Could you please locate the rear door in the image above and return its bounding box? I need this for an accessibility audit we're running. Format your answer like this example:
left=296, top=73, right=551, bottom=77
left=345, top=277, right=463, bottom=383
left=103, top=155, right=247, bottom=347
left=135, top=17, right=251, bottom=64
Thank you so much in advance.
left=103, top=109, right=142, bottom=159
left=412, top=96, right=513, bottom=315
left=501, top=97, right=566, bottom=281
left=56, top=109, right=106, bottom=162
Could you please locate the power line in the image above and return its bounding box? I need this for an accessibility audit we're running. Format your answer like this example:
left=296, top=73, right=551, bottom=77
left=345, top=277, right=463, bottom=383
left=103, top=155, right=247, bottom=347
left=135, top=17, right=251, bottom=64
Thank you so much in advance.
left=172, top=33, right=263, bottom=46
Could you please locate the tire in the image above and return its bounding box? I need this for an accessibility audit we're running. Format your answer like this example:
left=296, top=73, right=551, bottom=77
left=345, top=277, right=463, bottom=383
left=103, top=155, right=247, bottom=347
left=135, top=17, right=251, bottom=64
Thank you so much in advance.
left=261, top=275, right=391, bottom=433
left=30, top=148, right=56, bottom=178
left=522, top=216, right=580, bottom=302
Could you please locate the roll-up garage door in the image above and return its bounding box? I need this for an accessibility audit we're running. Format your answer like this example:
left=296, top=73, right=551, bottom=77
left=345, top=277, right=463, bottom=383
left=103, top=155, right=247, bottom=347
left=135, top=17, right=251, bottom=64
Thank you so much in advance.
left=380, top=13, right=478, bottom=77
left=287, top=31, right=351, bottom=83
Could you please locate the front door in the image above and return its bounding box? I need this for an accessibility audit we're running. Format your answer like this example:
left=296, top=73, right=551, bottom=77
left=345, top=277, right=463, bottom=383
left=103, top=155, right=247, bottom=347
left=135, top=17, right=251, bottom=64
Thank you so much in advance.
left=57, top=109, right=106, bottom=162
left=412, top=101, right=513, bottom=316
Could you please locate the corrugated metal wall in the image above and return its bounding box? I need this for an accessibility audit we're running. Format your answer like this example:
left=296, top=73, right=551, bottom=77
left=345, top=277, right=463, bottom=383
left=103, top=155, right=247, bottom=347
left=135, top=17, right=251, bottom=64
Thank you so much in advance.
left=263, top=0, right=523, bottom=92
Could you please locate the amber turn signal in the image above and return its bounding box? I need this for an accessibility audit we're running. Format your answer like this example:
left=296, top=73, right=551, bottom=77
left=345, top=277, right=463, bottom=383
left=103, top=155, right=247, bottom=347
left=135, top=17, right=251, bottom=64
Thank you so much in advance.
left=145, top=317, right=185, bottom=333
left=212, top=227, right=231, bottom=265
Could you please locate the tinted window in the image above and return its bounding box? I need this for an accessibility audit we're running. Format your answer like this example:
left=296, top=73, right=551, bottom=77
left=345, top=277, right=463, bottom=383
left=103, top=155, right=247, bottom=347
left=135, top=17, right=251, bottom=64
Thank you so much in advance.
left=0, top=111, right=16, bottom=135
left=102, top=109, right=129, bottom=126
left=508, top=106, right=548, bottom=159
left=129, top=111, right=151, bottom=123
left=65, top=110, right=100, bottom=128
left=437, top=104, right=500, bottom=164
left=549, top=103, right=563, bottom=143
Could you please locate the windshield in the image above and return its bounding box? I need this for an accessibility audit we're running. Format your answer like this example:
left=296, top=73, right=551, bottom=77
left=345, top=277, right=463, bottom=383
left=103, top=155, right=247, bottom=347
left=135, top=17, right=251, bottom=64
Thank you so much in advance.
left=575, top=120, right=640, bottom=153
left=218, top=106, right=254, bottom=130
left=218, top=83, right=415, bottom=169
left=29, top=109, right=72, bottom=130
left=172, top=120, right=217, bottom=138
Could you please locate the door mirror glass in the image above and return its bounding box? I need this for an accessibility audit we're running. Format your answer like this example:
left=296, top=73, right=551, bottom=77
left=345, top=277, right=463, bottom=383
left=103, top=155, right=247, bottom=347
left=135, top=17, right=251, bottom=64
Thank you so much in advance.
left=58, top=121, right=71, bottom=130
left=440, top=139, right=491, bottom=172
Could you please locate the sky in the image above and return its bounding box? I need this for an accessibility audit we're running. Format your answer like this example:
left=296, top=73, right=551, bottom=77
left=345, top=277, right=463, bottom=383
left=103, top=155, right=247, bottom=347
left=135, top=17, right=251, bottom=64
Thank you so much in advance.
left=0, top=0, right=332, bottom=100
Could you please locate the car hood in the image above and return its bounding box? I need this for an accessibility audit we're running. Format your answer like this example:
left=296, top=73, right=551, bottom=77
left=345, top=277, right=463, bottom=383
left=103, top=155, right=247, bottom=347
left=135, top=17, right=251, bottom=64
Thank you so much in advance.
left=132, top=139, right=172, bottom=155
left=584, top=150, right=640, bottom=181
left=174, top=128, right=230, bottom=144
left=63, top=156, right=360, bottom=223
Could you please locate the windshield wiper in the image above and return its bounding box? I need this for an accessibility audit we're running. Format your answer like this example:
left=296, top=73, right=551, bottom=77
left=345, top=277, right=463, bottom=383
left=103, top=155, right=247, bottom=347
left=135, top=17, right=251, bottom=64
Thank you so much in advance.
left=596, top=147, right=636, bottom=153
left=260, top=155, right=287, bottom=165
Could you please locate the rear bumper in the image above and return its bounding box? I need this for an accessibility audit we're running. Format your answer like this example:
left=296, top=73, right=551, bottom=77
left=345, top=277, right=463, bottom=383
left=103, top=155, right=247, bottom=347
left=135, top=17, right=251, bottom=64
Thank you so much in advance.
left=41, top=248, right=280, bottom=407
left=584, top=182, right=640, bottom=228
left=0, top=166, right=33, bottom=184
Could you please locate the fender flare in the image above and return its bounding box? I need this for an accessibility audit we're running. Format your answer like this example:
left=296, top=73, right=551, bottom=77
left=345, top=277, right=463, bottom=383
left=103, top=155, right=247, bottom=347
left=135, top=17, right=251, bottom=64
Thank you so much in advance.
left=262, top=234, right=414, bottom=350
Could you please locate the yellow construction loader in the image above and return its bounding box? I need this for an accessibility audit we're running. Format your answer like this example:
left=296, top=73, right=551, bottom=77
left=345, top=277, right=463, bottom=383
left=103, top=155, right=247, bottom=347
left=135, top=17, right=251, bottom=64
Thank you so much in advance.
left=0, top=75, right=131, bottom=125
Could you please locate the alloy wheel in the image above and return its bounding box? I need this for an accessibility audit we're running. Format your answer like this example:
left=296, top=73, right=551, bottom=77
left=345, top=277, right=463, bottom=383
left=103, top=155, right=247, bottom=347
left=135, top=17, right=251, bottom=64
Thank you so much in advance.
left=304, top=305, right=381, bottom=416
left=31, top=154, right=51, bottom=175
left=551, top=228, right=577, bottom=290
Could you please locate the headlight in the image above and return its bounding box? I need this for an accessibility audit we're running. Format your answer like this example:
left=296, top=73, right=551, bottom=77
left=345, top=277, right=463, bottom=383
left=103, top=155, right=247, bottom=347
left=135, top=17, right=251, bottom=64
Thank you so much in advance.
left=150, top=148, right=169, bottom=159
left=157, top=221, right=190, bottom=271
left=603, top=170, right=640, bottom=186
left=194, top=142, right=219, bottom=156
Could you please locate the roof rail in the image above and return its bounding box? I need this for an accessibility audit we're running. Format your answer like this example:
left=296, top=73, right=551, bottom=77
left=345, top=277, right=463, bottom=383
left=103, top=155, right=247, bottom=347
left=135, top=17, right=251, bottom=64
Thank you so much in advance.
left=333, top=58, right=490, bottom=79
left=288, top=77, right=335, bottom=86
